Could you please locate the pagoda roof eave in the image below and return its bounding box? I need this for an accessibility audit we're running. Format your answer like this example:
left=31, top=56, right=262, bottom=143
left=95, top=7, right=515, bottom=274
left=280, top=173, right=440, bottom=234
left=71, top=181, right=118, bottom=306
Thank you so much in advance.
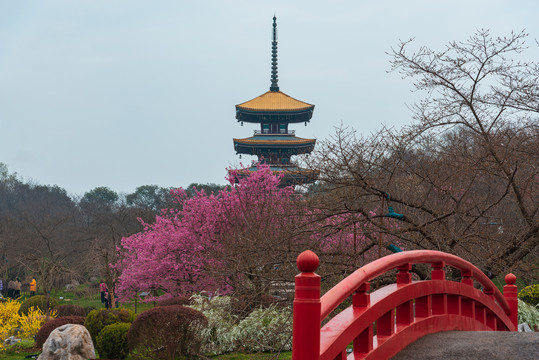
left=236, top=90, right=314, bottom=112
left=235, top=107, right=314, bottom=115
left=236, top=110, right=313, bottom=124
left=233, top=142, right=315, bottom=156
left=233, top=137, right=316, bottom=146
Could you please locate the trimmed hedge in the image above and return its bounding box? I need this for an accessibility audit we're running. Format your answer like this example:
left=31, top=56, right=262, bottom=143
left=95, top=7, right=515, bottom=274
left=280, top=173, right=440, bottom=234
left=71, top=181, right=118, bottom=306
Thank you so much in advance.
left=35, top=316, right=86, bottom=348
left=18, top=295, right=59, bottom=316
left=85, top=308, right=135, bottom=344
left=53, top=304, right=86, bottom=317
left=96, top=322, right=131, bottom=360
left=127, top=305, right=207, bottom=360
left=156, top=296, right=191, bottom=307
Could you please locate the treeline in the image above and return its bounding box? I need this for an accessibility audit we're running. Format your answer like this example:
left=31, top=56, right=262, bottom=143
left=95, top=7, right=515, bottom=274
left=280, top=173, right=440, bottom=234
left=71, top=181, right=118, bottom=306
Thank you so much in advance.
left=0, top=162, right=225, bottom=288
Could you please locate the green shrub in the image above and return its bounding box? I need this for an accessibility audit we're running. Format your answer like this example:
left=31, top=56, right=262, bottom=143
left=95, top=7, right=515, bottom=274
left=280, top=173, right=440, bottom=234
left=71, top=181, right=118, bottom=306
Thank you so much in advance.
left=35, top=316, right=86, bottom=348
left=127, top=305, right=208, bottom=360
left=84, top=306, right=97, bottom=316
left=518, top=284, right=539, bottom=306
left=53, top=304, right=86, bottom=317
left=74, top=288, right=88, bottom=300
left=18, top=295, right=59, bottom=316
left=96, top=322, right=131, bottom=360
left=85, top=308, right=135, bottom=344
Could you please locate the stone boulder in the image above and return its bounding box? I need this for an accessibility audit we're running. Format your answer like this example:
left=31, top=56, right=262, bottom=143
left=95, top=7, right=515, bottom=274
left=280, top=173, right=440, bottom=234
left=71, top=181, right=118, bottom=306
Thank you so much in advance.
left=518, top=323, right=535, bottom=332
left=38, top=324, right=95, bottom=360
left=3, top=336, right=21, bottom=346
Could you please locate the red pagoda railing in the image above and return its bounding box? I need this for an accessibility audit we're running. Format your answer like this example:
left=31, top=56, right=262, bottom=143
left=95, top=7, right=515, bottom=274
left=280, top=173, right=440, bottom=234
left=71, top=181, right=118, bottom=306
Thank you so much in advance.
left=291, top=250, right=518, bottom=360
left=253, top=129, right=296, bottom=135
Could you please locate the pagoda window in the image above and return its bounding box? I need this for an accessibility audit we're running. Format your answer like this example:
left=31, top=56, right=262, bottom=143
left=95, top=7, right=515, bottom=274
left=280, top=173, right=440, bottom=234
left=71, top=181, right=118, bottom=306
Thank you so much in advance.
left=279, top=124, right=287, bottom=134
left=262, top=124, right=270, bottom=134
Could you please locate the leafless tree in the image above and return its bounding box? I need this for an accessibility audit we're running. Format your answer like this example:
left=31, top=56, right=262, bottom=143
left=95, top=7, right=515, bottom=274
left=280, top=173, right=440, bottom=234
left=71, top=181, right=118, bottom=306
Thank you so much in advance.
left=79, top=189, right=148, bottom=305
left=305, top=30, right=539, bottom=283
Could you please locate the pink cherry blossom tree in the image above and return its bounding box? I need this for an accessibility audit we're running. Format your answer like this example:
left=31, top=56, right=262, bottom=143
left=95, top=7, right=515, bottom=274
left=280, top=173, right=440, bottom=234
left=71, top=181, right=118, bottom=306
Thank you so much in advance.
left=115, top=165, right=303, bottom=301
left=115, top=164, right=383, bottom=302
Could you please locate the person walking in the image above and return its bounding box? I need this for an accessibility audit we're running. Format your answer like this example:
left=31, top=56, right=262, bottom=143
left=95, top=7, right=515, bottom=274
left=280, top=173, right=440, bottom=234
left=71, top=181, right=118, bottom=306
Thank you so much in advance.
left=29, top=277, right=37, bottom=296
left=99, top=282, right=107, bottom=305
left=13, top=278, right=21, bottom=298
left=104, top=288, right=110, bottom=309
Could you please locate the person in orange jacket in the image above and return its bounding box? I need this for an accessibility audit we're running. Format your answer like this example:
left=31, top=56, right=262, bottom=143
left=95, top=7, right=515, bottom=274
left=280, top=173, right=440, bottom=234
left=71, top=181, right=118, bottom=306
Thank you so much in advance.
left=30, top=277, right=37, bottom=296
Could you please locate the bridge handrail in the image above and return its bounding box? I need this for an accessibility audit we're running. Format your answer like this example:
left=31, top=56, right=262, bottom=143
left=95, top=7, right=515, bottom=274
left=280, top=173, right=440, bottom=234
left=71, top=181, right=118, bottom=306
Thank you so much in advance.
left=320, top=250, right=510, bottom=321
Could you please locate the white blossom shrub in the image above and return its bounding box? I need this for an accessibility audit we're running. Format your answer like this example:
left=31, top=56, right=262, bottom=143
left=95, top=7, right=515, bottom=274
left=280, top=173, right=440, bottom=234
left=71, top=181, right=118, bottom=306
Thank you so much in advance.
left=231, top=305, right=292, bottom=353
left=189, top=294, right=292, bottom=355
left=518, top=299, right=539, bottom=330
left=189, top=293, right=238, bottom=355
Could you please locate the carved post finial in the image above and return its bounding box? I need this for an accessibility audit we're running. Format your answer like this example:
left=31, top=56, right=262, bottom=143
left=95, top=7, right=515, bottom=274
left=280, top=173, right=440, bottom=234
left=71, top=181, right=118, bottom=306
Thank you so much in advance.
left=504, top=273, right=516, bottom=285
left=503, top=273, right=518, bottom=331
left=297, top=250, right=319, bottom=272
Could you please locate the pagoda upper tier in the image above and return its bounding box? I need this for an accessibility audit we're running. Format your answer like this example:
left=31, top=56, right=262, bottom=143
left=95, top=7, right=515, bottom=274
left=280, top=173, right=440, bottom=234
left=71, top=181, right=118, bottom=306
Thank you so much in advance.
left=230, top=15, right=318, bottom=186
left=235, top=90, right=314, bottom=124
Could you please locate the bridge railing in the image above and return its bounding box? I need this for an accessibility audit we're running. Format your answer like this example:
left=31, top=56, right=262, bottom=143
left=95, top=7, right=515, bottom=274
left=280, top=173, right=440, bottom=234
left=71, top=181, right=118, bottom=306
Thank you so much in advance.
left=292, top=250, right=518, bottom=360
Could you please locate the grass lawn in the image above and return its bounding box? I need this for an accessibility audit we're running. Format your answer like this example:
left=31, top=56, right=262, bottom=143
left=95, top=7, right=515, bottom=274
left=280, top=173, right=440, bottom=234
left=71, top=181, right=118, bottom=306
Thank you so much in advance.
left=210, top=352, right=292, bottom=359
left=0, top=348, right=292, bottom=360
left=0, top=339, right=40, bottom=360
left=51, top=288, right=156, bottom=314
left=0, top=354, right=29, bottom=360
left=0, top=351, right=40, bottom=360
left=0, top=351, right=292, bottom=360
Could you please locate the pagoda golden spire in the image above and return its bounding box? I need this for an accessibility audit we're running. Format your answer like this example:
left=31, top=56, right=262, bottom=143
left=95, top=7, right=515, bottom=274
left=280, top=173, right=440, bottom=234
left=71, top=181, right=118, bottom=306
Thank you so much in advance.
left=270, top=15, right=279, bottom=92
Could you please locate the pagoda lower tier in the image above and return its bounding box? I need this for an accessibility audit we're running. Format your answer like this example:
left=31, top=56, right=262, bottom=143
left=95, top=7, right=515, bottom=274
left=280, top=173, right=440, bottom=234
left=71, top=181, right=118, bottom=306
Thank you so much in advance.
left=233, top=133, right=316, bottom=159
left=231, top=163, right=319, bottom=187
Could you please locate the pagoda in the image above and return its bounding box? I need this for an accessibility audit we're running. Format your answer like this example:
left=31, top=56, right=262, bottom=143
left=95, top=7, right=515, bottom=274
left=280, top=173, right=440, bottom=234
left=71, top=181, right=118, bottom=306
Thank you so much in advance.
left=232, top=16, right=318, bottom=186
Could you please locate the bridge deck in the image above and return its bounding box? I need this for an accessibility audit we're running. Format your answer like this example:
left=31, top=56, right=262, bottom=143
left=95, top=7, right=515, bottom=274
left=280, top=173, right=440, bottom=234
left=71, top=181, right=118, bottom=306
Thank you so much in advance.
left=391, top=331, right=539, bottom=360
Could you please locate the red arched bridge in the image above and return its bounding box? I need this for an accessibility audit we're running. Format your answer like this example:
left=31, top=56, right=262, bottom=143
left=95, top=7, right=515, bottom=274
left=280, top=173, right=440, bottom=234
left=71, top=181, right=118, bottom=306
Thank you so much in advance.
left=291, top=250, right=518, bottom=360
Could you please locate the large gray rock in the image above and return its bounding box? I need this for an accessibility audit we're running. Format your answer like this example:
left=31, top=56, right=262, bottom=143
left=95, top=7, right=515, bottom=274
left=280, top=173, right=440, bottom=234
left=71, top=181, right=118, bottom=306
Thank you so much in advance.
left=518, top=323, right=534, bottom=332
left=38, top=324, right=95, bottom=360
left=3, top=336, right=21, bottom=346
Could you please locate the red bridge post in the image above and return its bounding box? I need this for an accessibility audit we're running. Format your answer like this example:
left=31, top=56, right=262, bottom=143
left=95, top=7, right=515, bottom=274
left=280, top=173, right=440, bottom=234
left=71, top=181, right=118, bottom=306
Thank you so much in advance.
left=503, top=273, right=518, bottom=330
left=353, top=282, right=372, bottom=356
left=292, top=250, right=321, bottom=360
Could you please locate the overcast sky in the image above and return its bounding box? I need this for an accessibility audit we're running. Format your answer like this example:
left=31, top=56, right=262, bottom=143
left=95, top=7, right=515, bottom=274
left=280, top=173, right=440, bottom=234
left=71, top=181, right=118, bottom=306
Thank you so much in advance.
left=1, top=0, right=538, bottom=196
